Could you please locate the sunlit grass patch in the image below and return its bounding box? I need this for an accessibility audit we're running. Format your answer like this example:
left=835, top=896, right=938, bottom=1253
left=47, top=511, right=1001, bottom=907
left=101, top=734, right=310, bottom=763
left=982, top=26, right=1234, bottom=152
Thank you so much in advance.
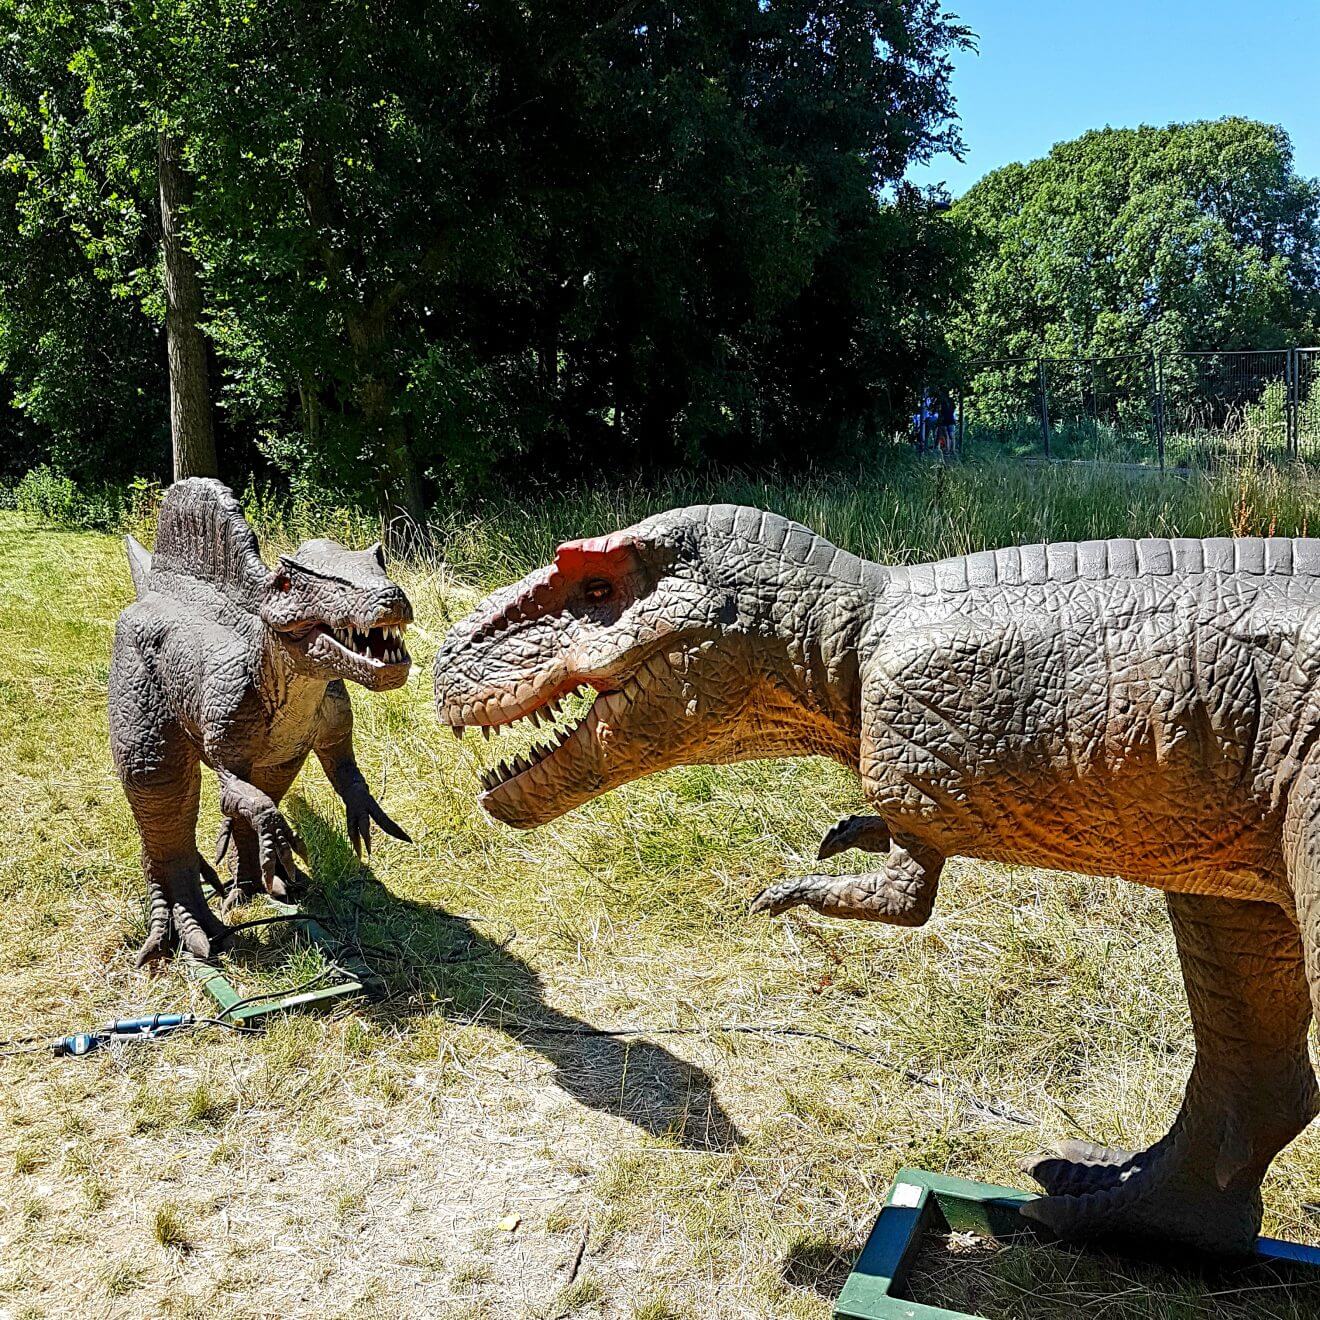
left=4, top=456, right=1320, bottom=1315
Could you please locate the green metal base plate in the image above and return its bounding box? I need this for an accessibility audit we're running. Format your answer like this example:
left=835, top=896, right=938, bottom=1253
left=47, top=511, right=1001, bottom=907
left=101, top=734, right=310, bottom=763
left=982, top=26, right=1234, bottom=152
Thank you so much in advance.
left=835, top=1169, right=1320, bottom=1319
left=186, top=898, right=383, bottom=1023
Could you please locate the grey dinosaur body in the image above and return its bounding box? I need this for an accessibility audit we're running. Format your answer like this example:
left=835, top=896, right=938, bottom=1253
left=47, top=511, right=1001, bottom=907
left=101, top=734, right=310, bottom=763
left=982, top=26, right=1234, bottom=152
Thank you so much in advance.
left=110, top=479, right=412, bottom=965
left=435, top=506, right=1320, bottom=1253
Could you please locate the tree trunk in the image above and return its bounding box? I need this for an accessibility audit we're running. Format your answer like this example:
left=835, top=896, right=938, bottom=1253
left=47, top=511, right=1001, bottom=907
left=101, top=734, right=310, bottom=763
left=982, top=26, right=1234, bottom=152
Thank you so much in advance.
left=360, top=371, right=423, bottom=529
left=158, top=130, right=217, bottom=479
left=345, top=305, right=422, bottom=529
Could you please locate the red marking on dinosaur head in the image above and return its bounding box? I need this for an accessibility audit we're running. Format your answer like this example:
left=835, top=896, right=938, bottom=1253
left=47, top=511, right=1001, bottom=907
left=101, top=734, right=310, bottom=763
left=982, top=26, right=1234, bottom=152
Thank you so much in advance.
left=552, top=533, right=643, bottom=575
left=471, top=535, right=648, bottom=639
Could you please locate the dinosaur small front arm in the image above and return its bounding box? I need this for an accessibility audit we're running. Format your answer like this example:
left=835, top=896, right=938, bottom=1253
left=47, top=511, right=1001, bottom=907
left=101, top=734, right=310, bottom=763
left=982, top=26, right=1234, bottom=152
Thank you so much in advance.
left=313, top=682, right=412, bottom=858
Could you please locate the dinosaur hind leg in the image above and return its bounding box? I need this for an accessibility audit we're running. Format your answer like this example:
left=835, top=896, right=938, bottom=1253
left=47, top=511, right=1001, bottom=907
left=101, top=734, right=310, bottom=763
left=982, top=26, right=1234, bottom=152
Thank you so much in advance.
left=1022, top=890, right=1316, bottom=1254
left=126, top=755, right=230, bottom=966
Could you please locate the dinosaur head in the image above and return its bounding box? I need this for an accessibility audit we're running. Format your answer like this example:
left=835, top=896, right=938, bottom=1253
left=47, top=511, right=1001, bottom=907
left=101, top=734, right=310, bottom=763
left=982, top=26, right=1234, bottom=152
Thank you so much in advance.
left=261, top=539, right=413, bottom=691
left=435, top=505, right=870, bottom=828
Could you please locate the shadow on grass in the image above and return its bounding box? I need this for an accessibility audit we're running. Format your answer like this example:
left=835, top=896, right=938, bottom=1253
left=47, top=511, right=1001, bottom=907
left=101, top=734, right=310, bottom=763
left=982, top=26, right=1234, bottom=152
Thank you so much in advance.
left=781, top=1236, right=858, bottom=1298
left=263, top=797, right=743, bottom=1154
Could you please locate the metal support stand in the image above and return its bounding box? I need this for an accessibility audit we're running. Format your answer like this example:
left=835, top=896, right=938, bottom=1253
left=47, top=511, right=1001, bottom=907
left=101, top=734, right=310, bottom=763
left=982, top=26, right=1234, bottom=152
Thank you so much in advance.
left=834, top=1169, right=1320, bottom=1320
left=186, top=898, right=383, bottom=1023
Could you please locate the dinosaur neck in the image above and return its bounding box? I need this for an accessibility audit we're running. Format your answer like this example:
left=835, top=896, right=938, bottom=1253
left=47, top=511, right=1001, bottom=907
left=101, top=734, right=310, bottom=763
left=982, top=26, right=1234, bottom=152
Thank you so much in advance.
left=742, top=567, right=880, bottom=767
left=257, top=626, right=327, bottom=712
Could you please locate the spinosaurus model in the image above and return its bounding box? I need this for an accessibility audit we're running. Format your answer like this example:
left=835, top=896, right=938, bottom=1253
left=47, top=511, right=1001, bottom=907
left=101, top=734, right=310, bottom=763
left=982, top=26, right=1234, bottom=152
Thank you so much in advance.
left=435, top=504, right=1320, bottom=1254
left=110, top=479, right=412, bottom=966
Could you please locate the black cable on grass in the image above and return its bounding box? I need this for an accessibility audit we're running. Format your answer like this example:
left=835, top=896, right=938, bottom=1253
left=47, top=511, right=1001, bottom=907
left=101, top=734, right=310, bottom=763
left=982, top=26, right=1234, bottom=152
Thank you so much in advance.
left=244, top=907, right=1033, bottom=1127
left=0, top=1041, right=57, bottom=1058
left=0, top=1016, right=265, bottom=1060
left=227, top=912, right=332, bottom=933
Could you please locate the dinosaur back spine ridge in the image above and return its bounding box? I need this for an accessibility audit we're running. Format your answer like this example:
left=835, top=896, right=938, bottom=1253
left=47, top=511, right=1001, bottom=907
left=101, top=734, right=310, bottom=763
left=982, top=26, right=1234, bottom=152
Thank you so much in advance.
left=147, top=478, right=268, bottom=606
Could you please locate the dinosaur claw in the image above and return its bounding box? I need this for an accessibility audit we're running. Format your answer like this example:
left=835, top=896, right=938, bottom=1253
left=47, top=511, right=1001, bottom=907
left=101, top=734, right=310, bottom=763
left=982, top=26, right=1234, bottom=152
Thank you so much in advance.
left=750, top=879, right=803, bottom=917
left=215, top=818, right=233, bottom=865
left=367, top=797, right=410, bottom=844
left=816, top=815, right=891, bottom=861
left=1022, top=1140, right=1142, bottom=1197
left=135, top=932, right=169, bottom=969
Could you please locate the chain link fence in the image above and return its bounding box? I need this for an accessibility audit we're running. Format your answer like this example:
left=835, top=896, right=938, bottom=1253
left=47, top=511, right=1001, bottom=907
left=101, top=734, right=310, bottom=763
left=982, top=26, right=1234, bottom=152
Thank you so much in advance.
left=941, top=347, right=1320, bottom=468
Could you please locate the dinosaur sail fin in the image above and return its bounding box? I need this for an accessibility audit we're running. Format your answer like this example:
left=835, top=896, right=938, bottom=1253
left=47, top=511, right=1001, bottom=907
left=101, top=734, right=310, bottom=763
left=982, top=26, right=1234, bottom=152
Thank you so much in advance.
left=147, top=478, right=269, bottom=609
left=125, top=535, right=153, bottom=599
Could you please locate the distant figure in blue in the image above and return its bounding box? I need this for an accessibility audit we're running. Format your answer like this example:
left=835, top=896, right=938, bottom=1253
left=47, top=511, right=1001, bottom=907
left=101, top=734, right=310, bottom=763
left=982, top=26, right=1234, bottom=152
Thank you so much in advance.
left=912, top=395, right=937, bottom=452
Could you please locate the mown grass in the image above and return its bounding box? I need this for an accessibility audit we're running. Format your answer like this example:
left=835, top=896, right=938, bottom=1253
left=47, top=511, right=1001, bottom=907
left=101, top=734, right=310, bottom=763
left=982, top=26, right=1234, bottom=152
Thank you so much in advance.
left=2, top=453, right=1320, bottom=1317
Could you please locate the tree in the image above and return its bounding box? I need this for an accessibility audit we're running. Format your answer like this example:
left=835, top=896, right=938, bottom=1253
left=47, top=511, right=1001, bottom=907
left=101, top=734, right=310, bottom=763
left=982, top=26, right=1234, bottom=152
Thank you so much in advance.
left=952, top=119, right=1320, bottom=365
left=1, top=0, right=974, bottom=504
left=158, top=129, right=217, bottom=478
left=0, top=0, right=168, bottom=483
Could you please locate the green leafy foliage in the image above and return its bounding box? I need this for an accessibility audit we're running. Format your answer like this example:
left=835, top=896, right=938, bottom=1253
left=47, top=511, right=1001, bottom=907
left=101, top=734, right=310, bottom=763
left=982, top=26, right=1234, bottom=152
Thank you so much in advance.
left=0, top=0, right=972, bottom=506
left=952, top=119, right=1320, bottom=368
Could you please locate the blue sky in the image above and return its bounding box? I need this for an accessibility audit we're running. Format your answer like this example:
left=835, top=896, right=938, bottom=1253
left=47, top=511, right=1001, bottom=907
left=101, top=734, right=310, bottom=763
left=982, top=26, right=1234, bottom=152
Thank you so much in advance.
left=907, top=0, right=1320, bottom=196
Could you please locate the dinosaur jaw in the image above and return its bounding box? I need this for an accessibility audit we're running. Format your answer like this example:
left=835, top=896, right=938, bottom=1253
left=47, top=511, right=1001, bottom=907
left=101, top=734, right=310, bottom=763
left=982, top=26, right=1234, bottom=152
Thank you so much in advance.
left=440, top=662, right=672, bottom=828
left=285, top=621, right=413, bottom=690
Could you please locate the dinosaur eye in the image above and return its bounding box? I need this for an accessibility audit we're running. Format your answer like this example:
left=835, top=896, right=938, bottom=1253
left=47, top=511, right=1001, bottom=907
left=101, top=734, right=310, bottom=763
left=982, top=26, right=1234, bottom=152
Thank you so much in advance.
left=583, top=578, right=613, bottom=604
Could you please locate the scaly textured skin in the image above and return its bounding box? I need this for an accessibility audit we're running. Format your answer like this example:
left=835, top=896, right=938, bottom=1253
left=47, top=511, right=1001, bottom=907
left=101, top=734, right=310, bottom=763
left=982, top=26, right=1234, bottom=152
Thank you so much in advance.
left=434, top=504, right=1320, bottom=1254
left=110, top=479, right=413, bottom=966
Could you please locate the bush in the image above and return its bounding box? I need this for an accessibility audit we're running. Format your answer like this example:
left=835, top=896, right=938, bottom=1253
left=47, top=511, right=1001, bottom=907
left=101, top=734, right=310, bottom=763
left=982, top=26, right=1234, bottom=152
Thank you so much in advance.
left=12, top=465, right=130, bottom=531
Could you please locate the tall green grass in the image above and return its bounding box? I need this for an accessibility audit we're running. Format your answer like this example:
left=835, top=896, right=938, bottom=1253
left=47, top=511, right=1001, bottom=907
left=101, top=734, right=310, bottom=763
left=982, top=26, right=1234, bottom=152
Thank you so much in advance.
left=315, top=453, right=1318, bottom=589
left=19, top=448, right=1313, bottom=590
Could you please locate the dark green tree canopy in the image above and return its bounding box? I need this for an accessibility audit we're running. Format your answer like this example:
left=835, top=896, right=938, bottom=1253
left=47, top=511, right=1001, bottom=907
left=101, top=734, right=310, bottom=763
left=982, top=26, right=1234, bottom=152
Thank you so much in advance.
left=0, top=0, right=972, bottom=503
left=952, top=118, right=1320, bottom=364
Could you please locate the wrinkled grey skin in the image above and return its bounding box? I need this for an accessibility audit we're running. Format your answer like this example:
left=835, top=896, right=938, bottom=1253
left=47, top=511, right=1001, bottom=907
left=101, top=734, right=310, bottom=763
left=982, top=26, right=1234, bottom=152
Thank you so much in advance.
left=435, top=503, right=1320, bottom=1255
left=110, top=479, right=413, bottom=966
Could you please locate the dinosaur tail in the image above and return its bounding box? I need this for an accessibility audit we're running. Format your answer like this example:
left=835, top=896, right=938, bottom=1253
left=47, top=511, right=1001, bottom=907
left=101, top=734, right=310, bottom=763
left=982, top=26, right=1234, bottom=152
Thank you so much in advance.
left=125, top=535, right=152, bottom=599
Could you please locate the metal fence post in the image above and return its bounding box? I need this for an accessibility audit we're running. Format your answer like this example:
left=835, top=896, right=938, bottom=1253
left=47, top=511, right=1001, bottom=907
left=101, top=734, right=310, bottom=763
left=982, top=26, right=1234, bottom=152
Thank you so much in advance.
left=1038, top=358, right=1051, bottom=459
left=1287, top=347, right=1299, bottom=458
left=1153, top=350, right=1165, bottom=472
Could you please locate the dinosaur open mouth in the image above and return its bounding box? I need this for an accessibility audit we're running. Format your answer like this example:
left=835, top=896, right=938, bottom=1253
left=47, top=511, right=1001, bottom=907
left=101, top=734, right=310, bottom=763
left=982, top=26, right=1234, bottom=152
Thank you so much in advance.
left=326, top=623, right=410, bottom=667
left=474, top=684, right=605, bottom=792
left=442, top=675, right=641, bottom=797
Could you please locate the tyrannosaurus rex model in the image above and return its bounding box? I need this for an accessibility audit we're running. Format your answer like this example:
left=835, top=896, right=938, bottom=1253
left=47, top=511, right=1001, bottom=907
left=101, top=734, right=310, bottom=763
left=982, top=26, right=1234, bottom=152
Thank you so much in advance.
left=434, top=503, right=1320, bottom=1254
left=110, top=479, right=412, bottom=966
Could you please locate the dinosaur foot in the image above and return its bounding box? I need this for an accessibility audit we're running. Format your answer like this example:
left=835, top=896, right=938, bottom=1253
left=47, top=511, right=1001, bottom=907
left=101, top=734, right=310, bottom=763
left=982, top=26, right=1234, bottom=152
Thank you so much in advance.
left=216, top=818, right=306, bottom=909
left=1019, top=1135, right=1261, bottom=1255
left=135, top=876, right=233, bottom=968
left=1021, top=1138, right=1141, bottom=1197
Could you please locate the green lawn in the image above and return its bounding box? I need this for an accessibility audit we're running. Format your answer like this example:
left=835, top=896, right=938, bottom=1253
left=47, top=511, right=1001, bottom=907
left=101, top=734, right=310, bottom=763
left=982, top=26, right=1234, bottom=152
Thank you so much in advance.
left=3, top=457, right=1320, bottom=1318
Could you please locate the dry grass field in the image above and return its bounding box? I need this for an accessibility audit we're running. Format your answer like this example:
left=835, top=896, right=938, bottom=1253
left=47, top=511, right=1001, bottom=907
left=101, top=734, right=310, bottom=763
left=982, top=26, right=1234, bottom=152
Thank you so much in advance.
left=5, top=457, right=1320, bottom=1318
